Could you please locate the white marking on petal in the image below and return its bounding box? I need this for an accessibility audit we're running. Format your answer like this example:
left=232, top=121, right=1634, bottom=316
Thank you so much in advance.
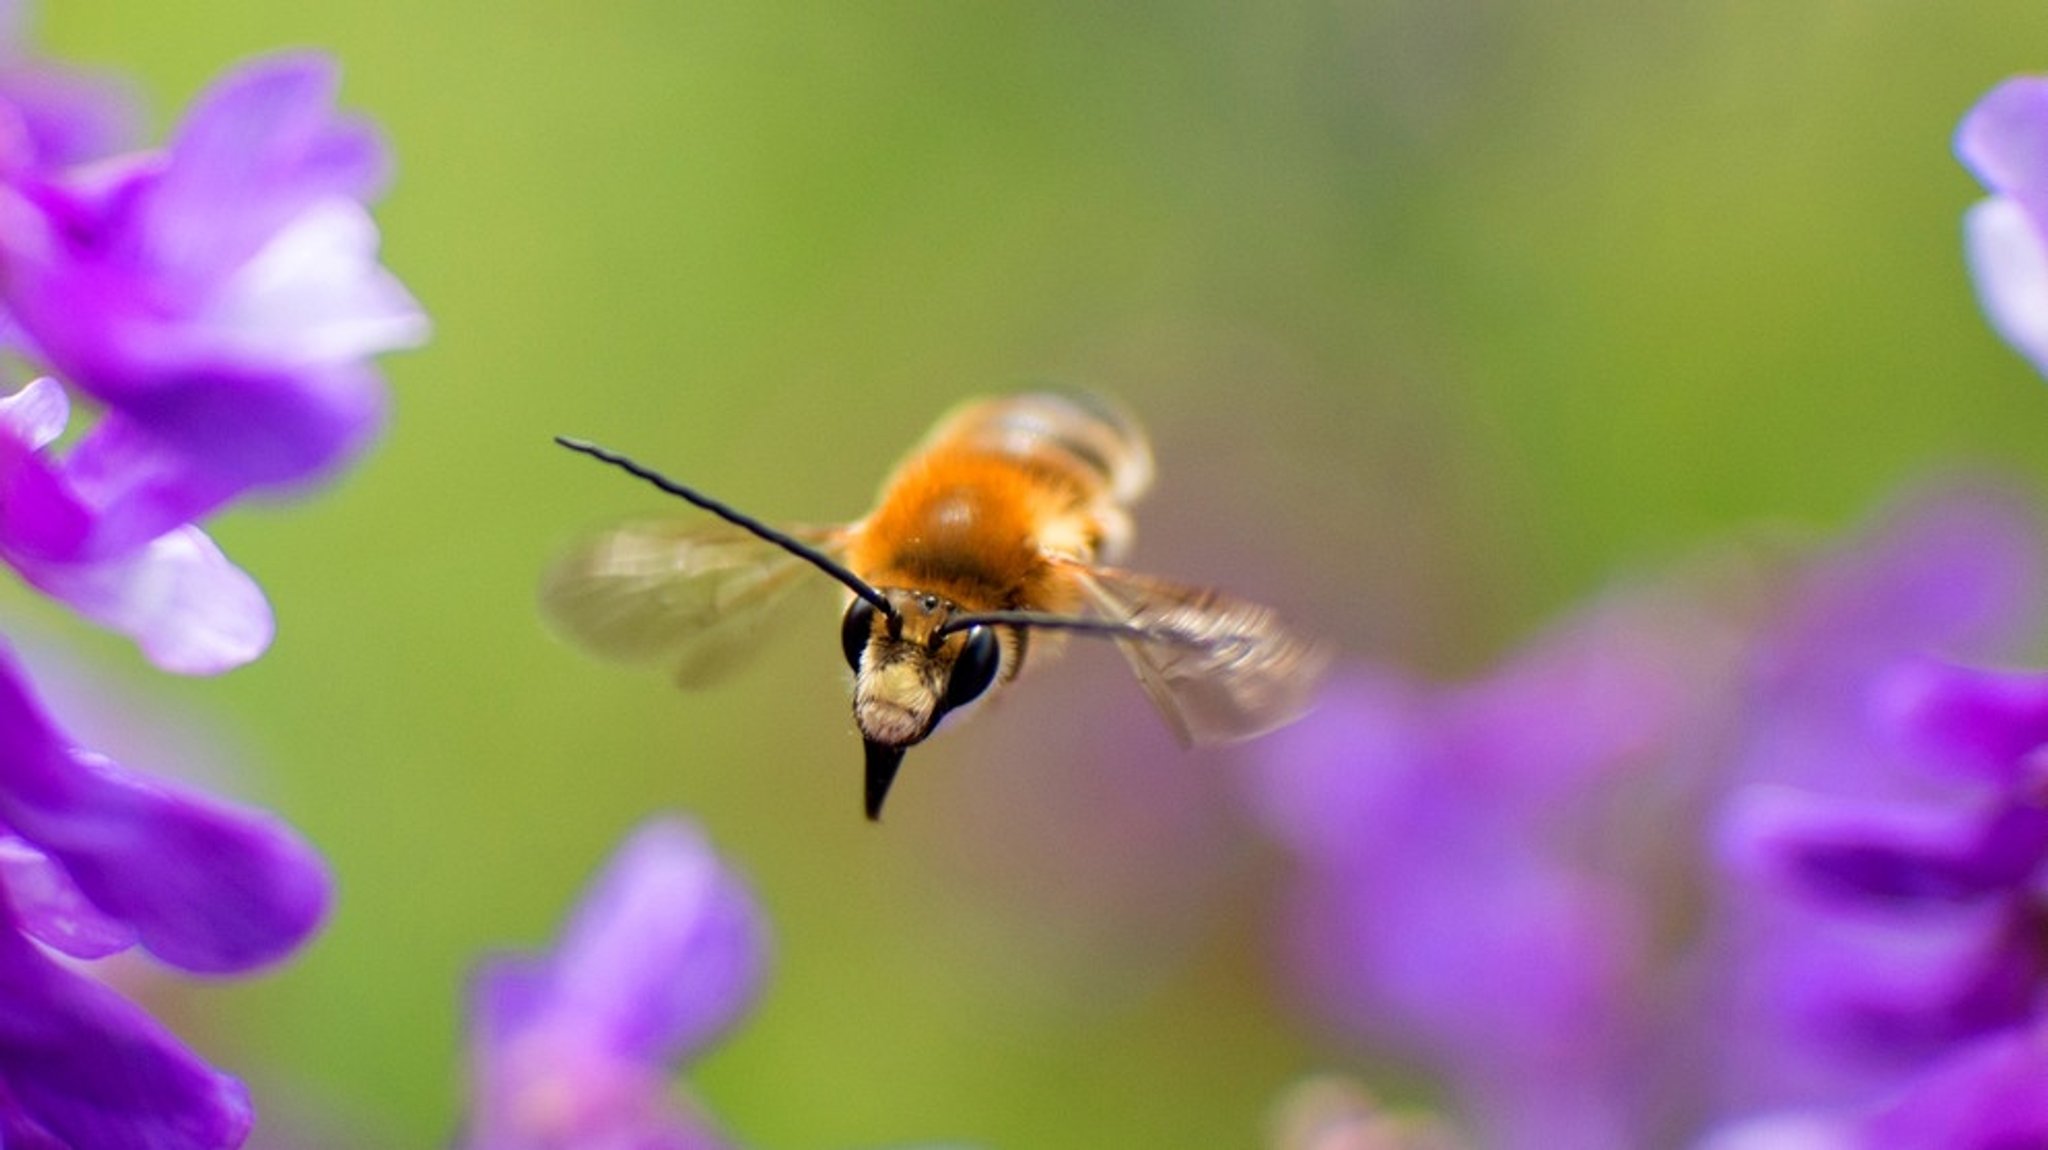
left=1967, top=197, right=2048, bottom=380
left=0, top=834, right=137, bottom=959
left=19, top=526, right=274, bottom=674
left=201, top=198, right=429, bottom=367
left=0, top=377, right=69, bottom=449
left=1696, top=1112, right=1857, bottom=1150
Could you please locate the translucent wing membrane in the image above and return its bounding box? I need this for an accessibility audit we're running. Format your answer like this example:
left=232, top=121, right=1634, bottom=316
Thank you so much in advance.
left=1070, top=564, right=1332, bottom=746
left=540, top=521, right=850, bottom=687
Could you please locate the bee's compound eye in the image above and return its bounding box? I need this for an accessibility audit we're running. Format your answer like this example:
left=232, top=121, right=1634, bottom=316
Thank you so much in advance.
left=841, top=599, right=876, bottom=671
left=944, top=626, right=1000, bottom=710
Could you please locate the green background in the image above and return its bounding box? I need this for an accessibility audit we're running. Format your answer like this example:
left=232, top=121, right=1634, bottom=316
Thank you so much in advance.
left=24, top=3, right=2048, bottom=1146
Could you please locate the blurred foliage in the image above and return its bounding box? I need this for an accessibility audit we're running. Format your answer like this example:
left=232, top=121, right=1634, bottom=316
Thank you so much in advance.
left=24, top=2, right=2048, bottom=1146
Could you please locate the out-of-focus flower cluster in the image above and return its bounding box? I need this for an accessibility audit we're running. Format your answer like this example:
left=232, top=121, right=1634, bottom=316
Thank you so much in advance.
left=1238, top=80, right=2048, bottom=1150
left=0, top=3, right=423, bottom=1145
left=1252, top=483, right=2048, bottom=1150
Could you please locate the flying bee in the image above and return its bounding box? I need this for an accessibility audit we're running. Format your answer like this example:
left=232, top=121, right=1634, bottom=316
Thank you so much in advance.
left=542, top=392, right=1331, bottom=819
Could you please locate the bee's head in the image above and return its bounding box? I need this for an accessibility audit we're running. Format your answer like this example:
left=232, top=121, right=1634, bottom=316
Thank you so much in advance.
left=841, top=589, right=1004, bottom=818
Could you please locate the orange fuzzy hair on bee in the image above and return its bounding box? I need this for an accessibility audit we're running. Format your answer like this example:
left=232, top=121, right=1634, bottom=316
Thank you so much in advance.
left=847, top=448, right=1093, bottom=617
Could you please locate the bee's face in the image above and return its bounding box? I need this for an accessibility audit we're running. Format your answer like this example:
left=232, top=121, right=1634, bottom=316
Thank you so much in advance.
left=841, top=591, right=1003, bottom=748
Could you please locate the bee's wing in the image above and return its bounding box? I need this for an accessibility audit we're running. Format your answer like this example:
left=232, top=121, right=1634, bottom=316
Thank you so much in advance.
left=540, top=521, right=852, bottom=687
left=1067, top=563, right=1333, bottom=746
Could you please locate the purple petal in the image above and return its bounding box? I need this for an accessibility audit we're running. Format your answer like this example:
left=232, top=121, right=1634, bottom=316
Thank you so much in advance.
left=1439, top=591, right=1717, bottom=793
left=1965, top=196, right=2048, bottom=379
left=1875, top=657, right=2048, bottom=783
left=1765, top=488, right=2043, bottom=697
left=7, top=751, right=329, bottom=973
left=89, top=363, right=389, bottom=497
left=11, top=525, right=273, bottom=674
left=0, top=62, right=141, bottom=172
left=0, top=51, right=425, bottom=519
left=194, top=199, right=428, bottom=367
left=463, top=966, right=735, bottom=1150
left=1283, top=854, right=1645, bottom=1150
left=0, top=1, right=142, bottom=173
left=464, top=819, right=761, bottom=1150
left=0, top=648, right=328, bottom=972
left=1856, top=1025, right=2048, bottom=1148
left=485, top=819, right=767, bottom=1065
left=0, top=378, right=93, bottom=563
left=0, top=371, right=378, bottom=570
left=1251, top=668, right=1430, bottom=860
left=0, top=922, right=252, bottom=1149
left=141, top=54, right=387, bottom=291
left=0, top=834, right=134, bottom=958
left=1702, top=1006, right=2048, bottom=1150
left=1745, top=900, right=2039, bottom=1059
left=32, top=412, right=255, bottom=559
left=1720, top=785, right=2048, bottom=906
left=0, top=386, right=277, bottom=672
left=1957, top=77, right=2048, bottom=199
left=0, top=376, right=68, bottom=450
left=1292, top=850, right=1643, bottom=1068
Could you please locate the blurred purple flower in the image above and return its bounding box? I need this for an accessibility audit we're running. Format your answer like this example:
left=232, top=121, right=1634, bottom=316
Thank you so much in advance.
left=0, top=50, right=426, bottom=540
left=461, top=818, right=767, bottom=1150
left=1252, top=588, right=1742, bottom=1150
left=0, top=639, right=328, bottom=1147
left=0, top=7, right=414, bottom=1144
left=0, top=32, right=425, bottom=671
left=1709, top=659, right=2048, bottom=1148
left=1712, top=489, right=2046, bottom=1115
left=1960, top=76, right=2048, bottom=379
left=1851, top=1022, right=2048, bottom=1148
left=1253, top=485, right=2048, bottom=1149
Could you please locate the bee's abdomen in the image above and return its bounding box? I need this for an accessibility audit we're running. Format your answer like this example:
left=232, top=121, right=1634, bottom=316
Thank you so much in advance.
left=923, top=392, right=1154, bottom=510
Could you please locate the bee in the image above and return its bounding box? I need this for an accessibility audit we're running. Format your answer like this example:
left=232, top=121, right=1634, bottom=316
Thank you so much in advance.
left=542, top=392, right=1330, bottom=819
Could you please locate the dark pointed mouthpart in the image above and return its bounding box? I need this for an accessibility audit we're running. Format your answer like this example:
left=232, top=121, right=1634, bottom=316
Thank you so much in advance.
left=864, top=739, right=908, bottom=821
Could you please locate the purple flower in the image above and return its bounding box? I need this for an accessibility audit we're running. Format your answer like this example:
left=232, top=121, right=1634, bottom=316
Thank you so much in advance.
left=0, top=639, right=328, bottom=1146
left=1712, top=657, right=2048, bottom=1146
left=1711, top=489, right=2048, bottom=1114
left=0, top=50, right=425, bottom=537
left=0, top=40, right=425, bottom=671
left=1252, top=588, right=1739, bottom=1150
left=1252, top=485, right=2048, bottom=1149
left=0, top=11, right=412, bottom=1143
left=461, top=819, right=767, bottom=1150
left=1959, top=76, right=2048, bottom=379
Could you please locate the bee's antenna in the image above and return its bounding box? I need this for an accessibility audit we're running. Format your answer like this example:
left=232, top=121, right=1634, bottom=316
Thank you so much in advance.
left=555, top=436, right=898, bottom=619
left=935, top=611, right=1196, bottom=644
